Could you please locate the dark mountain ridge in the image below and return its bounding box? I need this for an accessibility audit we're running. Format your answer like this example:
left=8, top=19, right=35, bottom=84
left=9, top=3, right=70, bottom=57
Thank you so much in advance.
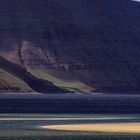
left=0, top=0, right=140, bottom=93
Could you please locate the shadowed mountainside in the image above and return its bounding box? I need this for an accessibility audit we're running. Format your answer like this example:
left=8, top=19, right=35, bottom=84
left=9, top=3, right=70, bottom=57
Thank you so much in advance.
left=0, top=0, right=140, bottom=93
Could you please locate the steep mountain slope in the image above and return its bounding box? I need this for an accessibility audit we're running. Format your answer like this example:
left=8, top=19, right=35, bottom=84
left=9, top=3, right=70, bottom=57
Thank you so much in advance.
left=0, top=56, right=67, bottom=93
left=0, top=68, right=32, bottom=92
left=0, top=0, right=140, bottom=93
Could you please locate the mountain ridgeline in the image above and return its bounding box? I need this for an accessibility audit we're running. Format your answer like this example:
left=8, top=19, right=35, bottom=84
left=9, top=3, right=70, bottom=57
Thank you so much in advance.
left=0, top=0, right=140, bottom=93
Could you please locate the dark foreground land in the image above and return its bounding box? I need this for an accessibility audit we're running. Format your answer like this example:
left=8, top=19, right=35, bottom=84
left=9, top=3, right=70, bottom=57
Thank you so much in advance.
left=0, top=93, right=140, bottom=113
left=1, top=135, right=140, bottom=140
left=0, top=114, right=140, bottom=140
left=1, top=94, right=140, bottom=140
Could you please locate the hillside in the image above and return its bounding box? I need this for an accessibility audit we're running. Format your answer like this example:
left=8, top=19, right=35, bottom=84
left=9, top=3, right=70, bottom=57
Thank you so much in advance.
left=0, top=0, right=140, bottom=93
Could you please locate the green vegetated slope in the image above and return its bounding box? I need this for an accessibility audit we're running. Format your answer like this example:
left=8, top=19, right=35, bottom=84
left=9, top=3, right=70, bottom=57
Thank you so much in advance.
left=0, top=68, right=32, bottom=93
left=0, top=0, right=140, bottom=93
left=0, top=56, right=67, bottom=93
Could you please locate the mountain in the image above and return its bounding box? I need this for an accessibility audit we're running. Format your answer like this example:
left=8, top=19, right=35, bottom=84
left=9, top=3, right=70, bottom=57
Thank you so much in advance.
left=0, top=0, right=140, bottom=93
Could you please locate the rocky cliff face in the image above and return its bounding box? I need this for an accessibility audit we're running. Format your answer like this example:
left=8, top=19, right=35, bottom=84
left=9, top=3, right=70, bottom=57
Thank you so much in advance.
left=0, top=0, right=140, bottom=93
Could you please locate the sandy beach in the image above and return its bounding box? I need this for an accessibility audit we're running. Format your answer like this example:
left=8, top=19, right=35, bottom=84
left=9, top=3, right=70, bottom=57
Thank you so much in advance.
left=40, top=123, right=140, bottom=133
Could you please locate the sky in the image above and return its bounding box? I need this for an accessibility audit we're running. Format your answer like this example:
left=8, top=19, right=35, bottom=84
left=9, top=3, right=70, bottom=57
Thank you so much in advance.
left=132, top=0, right=140, bottom=2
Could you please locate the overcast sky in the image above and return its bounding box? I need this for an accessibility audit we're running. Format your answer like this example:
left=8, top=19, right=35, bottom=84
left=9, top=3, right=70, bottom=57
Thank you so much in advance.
left=132, top=0, right=140, bottom=2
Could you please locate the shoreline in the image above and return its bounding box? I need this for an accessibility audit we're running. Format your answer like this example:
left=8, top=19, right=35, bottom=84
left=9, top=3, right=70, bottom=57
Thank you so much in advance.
left=0, top=116, right=134, bottom=121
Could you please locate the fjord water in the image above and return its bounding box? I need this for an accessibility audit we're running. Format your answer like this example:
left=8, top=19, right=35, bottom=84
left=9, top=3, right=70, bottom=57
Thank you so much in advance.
left=0, top=93, right=140, bottom=113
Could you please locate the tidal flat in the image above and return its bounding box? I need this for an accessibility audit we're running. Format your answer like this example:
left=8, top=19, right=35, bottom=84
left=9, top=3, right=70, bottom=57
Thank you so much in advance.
left=0, top=114, right=140, bottom=140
